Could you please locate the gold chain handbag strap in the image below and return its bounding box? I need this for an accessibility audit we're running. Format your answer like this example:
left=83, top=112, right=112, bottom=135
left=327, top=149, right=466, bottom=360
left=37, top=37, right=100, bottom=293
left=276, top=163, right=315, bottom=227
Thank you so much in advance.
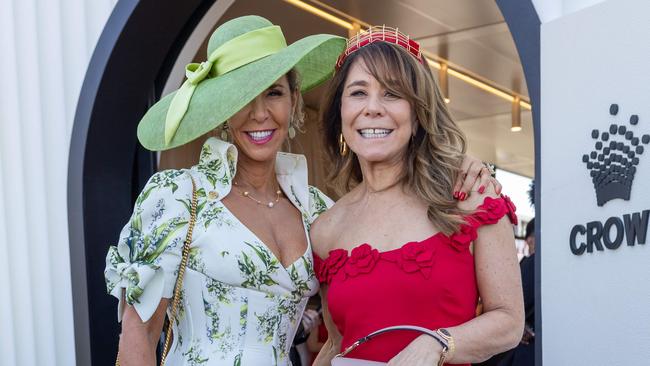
left=116, top=172, right=198, bottom=366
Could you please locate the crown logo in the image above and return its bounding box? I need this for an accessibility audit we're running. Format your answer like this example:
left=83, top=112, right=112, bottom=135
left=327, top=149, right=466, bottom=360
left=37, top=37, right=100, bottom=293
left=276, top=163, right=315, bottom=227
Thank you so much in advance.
left=583, top=104, right=649, bottom=206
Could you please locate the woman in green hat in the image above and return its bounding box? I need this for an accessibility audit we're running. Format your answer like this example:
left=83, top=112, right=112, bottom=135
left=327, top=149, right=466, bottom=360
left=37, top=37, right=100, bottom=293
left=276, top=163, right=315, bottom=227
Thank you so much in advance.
left=105, top=16, right=495, bottom=366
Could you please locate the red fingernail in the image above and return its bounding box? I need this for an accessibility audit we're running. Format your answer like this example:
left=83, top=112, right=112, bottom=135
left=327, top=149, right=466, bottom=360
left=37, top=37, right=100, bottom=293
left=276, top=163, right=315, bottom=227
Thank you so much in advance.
left=460, top=192, right=466, bottom=201
left=478, top=185, right=485, bottom=194
left=453, top=191, right=459, bottom=199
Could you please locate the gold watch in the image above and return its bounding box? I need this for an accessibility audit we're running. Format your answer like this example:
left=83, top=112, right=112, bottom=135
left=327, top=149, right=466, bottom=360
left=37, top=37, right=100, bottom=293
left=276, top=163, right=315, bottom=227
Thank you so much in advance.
left=437, top=346, right=448, bottom=366
left=436, top=328, right=455, bottom=364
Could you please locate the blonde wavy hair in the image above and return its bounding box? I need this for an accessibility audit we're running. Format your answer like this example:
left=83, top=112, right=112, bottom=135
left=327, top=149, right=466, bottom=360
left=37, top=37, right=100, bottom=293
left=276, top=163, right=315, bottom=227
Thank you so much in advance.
left=320, top=42, right=468, bottom=235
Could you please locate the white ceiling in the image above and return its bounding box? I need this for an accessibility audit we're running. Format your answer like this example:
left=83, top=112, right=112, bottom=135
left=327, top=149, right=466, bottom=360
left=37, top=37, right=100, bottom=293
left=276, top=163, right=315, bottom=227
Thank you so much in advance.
left=201, top=0, right=535, bottom=177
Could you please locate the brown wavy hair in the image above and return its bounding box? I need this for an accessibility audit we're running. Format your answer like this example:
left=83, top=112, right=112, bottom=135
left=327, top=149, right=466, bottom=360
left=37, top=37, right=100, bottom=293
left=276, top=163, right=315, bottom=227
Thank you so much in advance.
left=320, top=42, right=467, bottom=235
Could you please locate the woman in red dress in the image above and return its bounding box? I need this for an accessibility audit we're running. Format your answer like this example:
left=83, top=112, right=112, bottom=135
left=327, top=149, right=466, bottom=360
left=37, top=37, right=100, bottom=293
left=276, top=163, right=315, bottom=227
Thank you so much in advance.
left=312, top=27, right=523, bottom=366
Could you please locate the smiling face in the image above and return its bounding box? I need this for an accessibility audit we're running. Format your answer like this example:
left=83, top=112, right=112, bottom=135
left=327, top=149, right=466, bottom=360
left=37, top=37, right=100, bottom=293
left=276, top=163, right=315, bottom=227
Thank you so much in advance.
left=340, top=59, right=415, bottom=164
left=321, top=41, right=468, bottom=234
left=228, top=75, right=296, bottom=163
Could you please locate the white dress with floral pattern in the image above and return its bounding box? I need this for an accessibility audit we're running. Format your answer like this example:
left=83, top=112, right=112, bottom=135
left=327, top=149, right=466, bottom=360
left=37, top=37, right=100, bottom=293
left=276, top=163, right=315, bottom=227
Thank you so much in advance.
left=105, top=137, right=332, bottom=365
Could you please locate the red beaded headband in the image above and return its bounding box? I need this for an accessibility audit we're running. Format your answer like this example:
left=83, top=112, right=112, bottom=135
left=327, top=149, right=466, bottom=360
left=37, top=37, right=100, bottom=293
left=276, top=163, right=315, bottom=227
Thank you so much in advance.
left=335, top=25, right=426, bottom=69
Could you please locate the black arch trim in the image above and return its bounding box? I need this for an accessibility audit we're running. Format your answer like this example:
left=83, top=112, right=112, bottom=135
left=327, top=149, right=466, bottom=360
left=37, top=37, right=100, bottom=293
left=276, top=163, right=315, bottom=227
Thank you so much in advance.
left=496, top=1, right=541, bottom=365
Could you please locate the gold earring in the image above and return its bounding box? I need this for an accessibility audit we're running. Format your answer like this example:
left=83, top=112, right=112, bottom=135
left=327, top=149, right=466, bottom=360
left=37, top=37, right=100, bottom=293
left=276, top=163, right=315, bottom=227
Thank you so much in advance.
left=339, top=133, right=348, bottom=156
left=220, top=122, right=230, bottom=141
left=288, top=119, right=296, bottom=140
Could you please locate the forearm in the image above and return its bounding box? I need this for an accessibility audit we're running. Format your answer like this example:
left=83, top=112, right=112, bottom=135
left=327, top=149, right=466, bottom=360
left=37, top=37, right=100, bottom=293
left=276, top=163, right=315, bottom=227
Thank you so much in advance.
left=306, top=327, right=323, bottom=353
left=444, top=308, right=523, bottom=364
left=440, top=215, right=524, bottom=363
left=313, top=337, right=341, bottom=366
left=117, top=325, right=158, bottom=366
left=118, top=300, right=168, bottom=366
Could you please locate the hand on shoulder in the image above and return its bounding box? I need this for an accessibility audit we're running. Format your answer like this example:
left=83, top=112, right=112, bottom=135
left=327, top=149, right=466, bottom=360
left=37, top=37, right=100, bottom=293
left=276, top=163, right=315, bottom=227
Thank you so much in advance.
left=456, top=182, right=499, bottom=212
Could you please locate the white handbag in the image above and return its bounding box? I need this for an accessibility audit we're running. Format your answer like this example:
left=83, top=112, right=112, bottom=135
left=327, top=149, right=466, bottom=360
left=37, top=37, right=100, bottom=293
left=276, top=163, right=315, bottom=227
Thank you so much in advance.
left=331, top=325, right=445, bottom=366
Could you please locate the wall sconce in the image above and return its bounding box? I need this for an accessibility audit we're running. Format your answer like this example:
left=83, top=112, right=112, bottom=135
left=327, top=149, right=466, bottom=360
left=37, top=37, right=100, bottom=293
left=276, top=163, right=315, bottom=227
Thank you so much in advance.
left=439, top=63, right=450, bottom=103
left=348, top=22, right=361, bottom=38
left=511, top=96, right=522, bottom=132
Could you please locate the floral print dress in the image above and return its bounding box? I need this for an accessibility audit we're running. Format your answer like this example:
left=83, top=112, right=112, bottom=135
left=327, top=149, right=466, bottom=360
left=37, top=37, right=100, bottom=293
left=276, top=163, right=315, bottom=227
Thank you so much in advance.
left=105, top=137, right=332, bottom=365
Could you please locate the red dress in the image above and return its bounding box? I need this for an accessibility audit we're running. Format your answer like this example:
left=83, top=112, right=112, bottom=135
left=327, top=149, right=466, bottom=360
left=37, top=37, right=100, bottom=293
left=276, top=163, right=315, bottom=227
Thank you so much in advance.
left=314, top=196, right=517, bottom=364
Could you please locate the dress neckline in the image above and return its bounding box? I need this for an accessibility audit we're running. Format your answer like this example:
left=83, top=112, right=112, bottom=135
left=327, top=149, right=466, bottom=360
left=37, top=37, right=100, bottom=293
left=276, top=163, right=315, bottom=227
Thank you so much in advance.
left=314, top=194, right=519, bottom=262
left=220, top=199, right=311, bottom=270
left=315, top=231, right=446, bottom=261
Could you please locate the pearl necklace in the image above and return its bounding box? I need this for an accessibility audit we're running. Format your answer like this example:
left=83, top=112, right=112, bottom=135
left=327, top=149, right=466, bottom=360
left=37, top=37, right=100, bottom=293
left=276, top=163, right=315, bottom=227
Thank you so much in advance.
left=233, top=181, right=282, bottom=208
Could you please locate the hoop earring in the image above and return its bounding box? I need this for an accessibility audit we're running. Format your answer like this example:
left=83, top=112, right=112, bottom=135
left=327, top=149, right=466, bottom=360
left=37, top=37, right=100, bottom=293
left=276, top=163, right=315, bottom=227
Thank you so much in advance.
left=339, top=133, right=348, bottom=156
left=220, top=122, right=230, bottom=141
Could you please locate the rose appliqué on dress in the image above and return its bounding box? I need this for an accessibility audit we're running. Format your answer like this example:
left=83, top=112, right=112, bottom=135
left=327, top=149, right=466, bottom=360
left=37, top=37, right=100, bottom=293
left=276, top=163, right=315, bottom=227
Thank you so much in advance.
left=396, top=241, right=436, bottom=278
left=474, top=196, right=508, bottom=224
left=501, top=194, right=518, bottom=225
left=449, top=222, right=479, bottom=252
left=345, top=244, right=380, bottom=277
left=473, top=195, right=518, bottom=225
left=318, top=249, right=348, bottom=283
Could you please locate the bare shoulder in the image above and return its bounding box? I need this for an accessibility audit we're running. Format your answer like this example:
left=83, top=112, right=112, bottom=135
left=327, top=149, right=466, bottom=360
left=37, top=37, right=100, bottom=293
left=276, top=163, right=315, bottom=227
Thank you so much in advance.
left=311, top=195, right=352, bottom=258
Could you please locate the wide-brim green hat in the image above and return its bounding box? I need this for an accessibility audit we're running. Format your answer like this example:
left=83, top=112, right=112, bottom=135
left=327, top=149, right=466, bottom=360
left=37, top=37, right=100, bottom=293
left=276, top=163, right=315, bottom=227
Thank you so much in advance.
left=137, top=15, right=346, bottom=151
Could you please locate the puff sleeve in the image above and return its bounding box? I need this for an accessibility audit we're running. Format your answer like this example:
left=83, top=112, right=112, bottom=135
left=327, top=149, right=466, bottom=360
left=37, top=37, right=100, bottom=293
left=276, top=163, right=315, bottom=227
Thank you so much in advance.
left=104, top=170, right=193, bottom=322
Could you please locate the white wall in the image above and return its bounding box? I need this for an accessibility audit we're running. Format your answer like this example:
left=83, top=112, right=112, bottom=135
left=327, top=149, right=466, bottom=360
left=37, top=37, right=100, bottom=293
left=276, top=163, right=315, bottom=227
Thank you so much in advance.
left=540, top=0, right=650, bottom=364
left=0, top=0, right=117, bottom=365
left=532, top=0, right=606, bottom=23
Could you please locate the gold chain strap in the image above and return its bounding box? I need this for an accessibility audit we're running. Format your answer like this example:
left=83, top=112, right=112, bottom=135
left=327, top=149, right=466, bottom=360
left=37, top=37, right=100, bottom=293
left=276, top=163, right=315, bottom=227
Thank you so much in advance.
left=116, top=172, right=198, bottom=366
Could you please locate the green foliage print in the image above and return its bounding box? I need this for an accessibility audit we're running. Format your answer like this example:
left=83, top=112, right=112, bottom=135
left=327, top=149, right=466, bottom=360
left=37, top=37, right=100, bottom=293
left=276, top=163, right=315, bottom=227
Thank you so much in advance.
left=113, top=208, right=187, bottom=305
left=288, top=257, right=312, bottom=300
left=203, top=298, right=236, bottom=354
left=255, top=294, right=300, bottom=356
left=176, top=195, right=207, bottom=218
left=289, top=185, right=303, bottom=208
left=182, top=340, right=209, bottom=365
left=141, top=217, right=187, bottom=263
left=309, top=186, right=328, bottom=217
left=237, top=242, right=280, bottom=289
left=137, top=170, right=185, bottom=206
left=255, top=307, right=280, bottom=344
left=206, top=278, right=235, bottom=304
left=188, top=247, right=206, bottom=273
left=201, top=203, right=232, bottom=229
left=198, top=144, right=230, bottom=189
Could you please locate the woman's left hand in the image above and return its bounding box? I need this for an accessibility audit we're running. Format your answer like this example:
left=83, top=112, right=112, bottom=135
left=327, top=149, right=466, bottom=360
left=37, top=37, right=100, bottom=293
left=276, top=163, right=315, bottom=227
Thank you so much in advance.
left=387, top=335, right=442, bottom=366
left=453, top=155, right=501, bottom=201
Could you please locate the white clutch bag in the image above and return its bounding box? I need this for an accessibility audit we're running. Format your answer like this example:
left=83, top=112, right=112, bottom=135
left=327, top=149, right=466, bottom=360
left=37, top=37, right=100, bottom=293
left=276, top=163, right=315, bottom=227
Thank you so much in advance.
left=331, top=358, right=386, bottom=366
left=331, top=325, right=443, bottom=366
